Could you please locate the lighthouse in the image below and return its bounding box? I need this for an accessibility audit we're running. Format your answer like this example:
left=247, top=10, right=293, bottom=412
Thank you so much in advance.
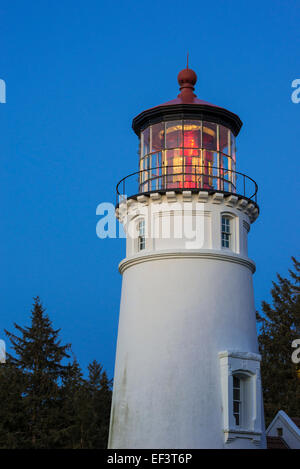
left=109, top=65, right=266, bottom=449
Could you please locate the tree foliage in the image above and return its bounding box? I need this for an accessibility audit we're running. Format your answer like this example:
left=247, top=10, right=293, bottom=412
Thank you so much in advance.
left=0, top=297, right=112, bottom=448
left=257, top=257, right=300, bottom=426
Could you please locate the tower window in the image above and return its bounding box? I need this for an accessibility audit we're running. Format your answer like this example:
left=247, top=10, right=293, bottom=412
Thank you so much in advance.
left=233, top=376, right=241, bottom=426
left=138, top=220, right=145, bottom=251
left=221, top=216, right=231, bottom=248
left=219, top=351, right=263, bottom=443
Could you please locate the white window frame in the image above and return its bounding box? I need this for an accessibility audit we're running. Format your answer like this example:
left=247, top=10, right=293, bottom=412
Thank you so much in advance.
left=219, top=350, right=263, bottom=445
left=220, top=212, right=238, bottom=252
left=233, top=375, right=242, bottom=426
left=221, top=215, right=231, bottom=249
left=137, top=219, right=146, bottom=251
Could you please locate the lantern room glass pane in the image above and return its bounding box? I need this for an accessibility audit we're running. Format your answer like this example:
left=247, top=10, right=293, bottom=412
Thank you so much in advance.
left=164, top=149, right=183, bottom=188
left=202, top=122, right=217, bottom=151
left=182, top=120, right=201, bottom=188
left=219, top=125, right=230, bottom=155
left=231, top=132, right=236, bottom=162
left=150, top=153, right=160, bottom=191
left=165, top=149, right=182, bottom=168
left=183, top=120, right=201, bottom=148
left=220, top=155, right=231, bottom=192
left=166, top=121, right=183, bottom=149
left=151, top=153, right=157, bottom=170
left=142, top=127, right=150, bottom=157
left=152, top=122, right=165, bottom=152
left=202, top=148, right=214, bottom=189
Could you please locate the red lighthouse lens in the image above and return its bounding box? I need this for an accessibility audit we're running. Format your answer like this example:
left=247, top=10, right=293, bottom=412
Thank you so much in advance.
left=183, top=127, right=200, bottom=189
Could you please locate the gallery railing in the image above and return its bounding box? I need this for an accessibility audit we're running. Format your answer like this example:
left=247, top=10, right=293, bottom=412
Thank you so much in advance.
left=116, top=165, right=258, bottom=206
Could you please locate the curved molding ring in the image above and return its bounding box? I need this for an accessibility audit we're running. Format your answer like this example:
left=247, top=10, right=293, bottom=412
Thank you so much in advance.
left=119, top=249, right=256, bottom=275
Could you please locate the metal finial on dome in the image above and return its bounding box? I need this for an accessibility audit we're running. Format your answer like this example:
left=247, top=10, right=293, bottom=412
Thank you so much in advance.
left=177, top=57, right=197, bottom=102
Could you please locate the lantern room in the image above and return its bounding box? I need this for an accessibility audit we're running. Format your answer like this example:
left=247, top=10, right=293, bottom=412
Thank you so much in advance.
left=132, top=66, right=242, bottom=195
left=116, top=65, right=258, bottom=205
left=138, top=119, right=236, bottom=192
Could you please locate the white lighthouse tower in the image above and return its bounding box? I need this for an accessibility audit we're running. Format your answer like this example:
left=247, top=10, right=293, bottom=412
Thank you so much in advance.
left=109, top=65, right=266, bottom=449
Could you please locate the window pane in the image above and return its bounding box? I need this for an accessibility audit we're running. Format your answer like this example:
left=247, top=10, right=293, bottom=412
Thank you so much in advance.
left=183, top=152, right=201, bottom=167
left=142, top=127, right=150, bottom=156
left=183, top=121, right=201, bottom=189
left=138, top=220, right=146, bottom=251
left=182, top=152, right=201, bottom=189
left=222, top=154, right=229, bottom=172
left=221, top=217, right=231, bottom=249
left=166, top=121, right=183, bottom=149
left=219, top=125, right=229, bottom=155
left=234, top=413, right=240, bottom=426
left=139, top=236, right=145, bottom=251
left=230, top=132, right=236, bottom=162
left=141, top=156, right=150, bottom=191
left=165, top=149, right=183, bottom=188
left=233, top=402, right=240, bottom=413
left=143, top=155, right=149, bottom=170
left=203, top=122, right=217, bottom=151
left=222, top=234, right=229, bottom=248
left=139, top=220, right=145, bottom=235
left=165, top=149, right=182, bottom=167
left=149, top=153, right=159, bottom=191
left=184, top=120, right=201, bottom=148
left=202, top=149, right=214, bottom=189
left=139, top=157, right=144, bottom=172
left=152, top=122, right=165, bottom=152
left=222, top=217, right=230, bottom=233
left=151, top=153, right=157, bottom=169
left=233, top=376, right=241, bottom=426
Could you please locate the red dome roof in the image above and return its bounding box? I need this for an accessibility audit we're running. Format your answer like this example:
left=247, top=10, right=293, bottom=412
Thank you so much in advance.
left=156, top=95, right=220, bottom=108
left=150, top=66, right=220, bottom=108
left=132, top=65, right=242, bottom=137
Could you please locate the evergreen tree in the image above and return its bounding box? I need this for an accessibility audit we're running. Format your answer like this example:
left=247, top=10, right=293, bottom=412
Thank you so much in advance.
left=0, top=360, right=24, bottom=448
left=98, top=368, right=113, bottom=447
left=59, top=357, right=86, bottom=448
left=257, top=257, right=300, bottom=426
left=0, top=297, right=113, bottom=449
left=83, top=360, right=112, bottom=448
left=4, top=296, right=70, bottom=448
left=60, top=359, right=112, bottom=449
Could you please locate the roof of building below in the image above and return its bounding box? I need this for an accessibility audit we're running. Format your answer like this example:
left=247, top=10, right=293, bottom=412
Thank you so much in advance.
left=291, top=417, right=300, bottom=429
left=267, top=436, right=290, bottom=449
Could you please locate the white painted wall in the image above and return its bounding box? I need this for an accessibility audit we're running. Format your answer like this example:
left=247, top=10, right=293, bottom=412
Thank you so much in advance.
left=109, top=193, right=265, bottom=449
left=120, top=192, right=254, bottom=258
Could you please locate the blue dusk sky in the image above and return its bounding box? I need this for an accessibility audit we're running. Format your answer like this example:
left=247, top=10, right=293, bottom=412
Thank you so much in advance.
left=0, top=1, right=299, bottom=377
